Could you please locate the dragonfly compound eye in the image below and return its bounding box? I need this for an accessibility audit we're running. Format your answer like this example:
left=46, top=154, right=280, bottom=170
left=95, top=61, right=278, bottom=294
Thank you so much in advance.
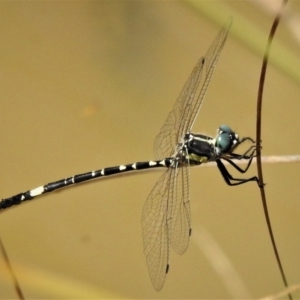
left=219, top=124, right=234, bottom=135
left=216, top=133, right=231, bottom=153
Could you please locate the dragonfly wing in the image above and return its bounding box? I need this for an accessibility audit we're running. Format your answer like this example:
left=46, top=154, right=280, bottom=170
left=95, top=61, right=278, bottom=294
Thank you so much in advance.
left=154, top=19, right=232, bottom=160
left=142, top=168, right=176, bottom=291
left=170, top=164, right=191, bottom=255
left=183, top=19, right=232, bottom=133
left=146, top=19, right=232, bottom=289
left=153, top=57, right=205, bottom=160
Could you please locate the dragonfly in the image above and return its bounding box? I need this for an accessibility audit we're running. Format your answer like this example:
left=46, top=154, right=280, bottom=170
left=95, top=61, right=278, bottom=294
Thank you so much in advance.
left=1, top=19, right=259, bottom=291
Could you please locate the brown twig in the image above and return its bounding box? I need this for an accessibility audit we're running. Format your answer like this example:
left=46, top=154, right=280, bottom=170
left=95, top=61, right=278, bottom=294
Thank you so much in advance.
left=255, top=1, right=292, bottom=300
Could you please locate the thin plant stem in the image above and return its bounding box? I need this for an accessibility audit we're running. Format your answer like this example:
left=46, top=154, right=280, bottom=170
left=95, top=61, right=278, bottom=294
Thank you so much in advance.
left=255, top=1, right=292, bottom=300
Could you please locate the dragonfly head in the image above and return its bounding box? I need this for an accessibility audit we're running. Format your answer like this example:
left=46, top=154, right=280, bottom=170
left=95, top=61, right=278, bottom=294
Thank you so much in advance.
left=215, top=125, right=239, bottom=155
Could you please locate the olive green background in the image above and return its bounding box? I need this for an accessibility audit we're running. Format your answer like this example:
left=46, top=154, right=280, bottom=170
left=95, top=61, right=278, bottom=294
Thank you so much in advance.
left=0, top=1, right=300, bottom=299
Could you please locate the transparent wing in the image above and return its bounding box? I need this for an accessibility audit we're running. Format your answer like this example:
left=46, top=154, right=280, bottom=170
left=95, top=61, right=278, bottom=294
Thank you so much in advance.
left=142, top=160, right=191, bottom=290
left=145, top=20, right=232, bottom=290
left=153, top=58, right=205, bottom=160
left=170, top=163, right=191, bottom=254
left=154, top=19, right=232, bottom=160
left=142, top=168, right=176, bottom=291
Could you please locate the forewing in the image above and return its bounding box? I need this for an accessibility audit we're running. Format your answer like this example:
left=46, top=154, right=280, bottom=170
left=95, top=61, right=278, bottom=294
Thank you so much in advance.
left=154, top=57, right=205, bottom=160
left=154, top=19, right=232, bottom=160
left=182, top=19, right=232, bottom=133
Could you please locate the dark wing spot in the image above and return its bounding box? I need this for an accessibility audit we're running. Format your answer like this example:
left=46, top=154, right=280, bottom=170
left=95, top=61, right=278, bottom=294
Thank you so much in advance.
left=166, top=264, right=169, bottom=274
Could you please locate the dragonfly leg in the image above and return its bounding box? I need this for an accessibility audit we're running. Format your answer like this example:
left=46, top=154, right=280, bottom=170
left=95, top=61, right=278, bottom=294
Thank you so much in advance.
left=222, top=152, right=255, bottom=174
left=216, top=158, right=259, bottom=186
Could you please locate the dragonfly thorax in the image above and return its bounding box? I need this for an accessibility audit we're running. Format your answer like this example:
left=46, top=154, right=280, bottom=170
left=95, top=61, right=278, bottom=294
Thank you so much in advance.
left=180, top=132, right=216, bottom=165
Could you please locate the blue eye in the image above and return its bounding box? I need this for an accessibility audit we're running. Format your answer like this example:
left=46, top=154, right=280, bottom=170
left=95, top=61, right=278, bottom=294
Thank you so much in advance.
left=219, top=124, right=233, bottom=134
left=216, top=133, right=231, bottom=153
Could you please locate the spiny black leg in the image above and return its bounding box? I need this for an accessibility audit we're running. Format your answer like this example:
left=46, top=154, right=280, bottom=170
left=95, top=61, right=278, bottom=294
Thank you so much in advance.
left=228, top=150, right=254, bottom=160
left=234, top=137, right=262, bottom=158
left=242, top=145, right=257, bottom=157
left=225, top=148, right=256, bottom=170
left=238, top=136, right=255, bottom=144
left=229, top=145, right=256, bottom=160
left=216, top=159, right=259, bottom=186
left=222, top=154, right=255, bottom=174
left=228, top=141, right=261, bottom=160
